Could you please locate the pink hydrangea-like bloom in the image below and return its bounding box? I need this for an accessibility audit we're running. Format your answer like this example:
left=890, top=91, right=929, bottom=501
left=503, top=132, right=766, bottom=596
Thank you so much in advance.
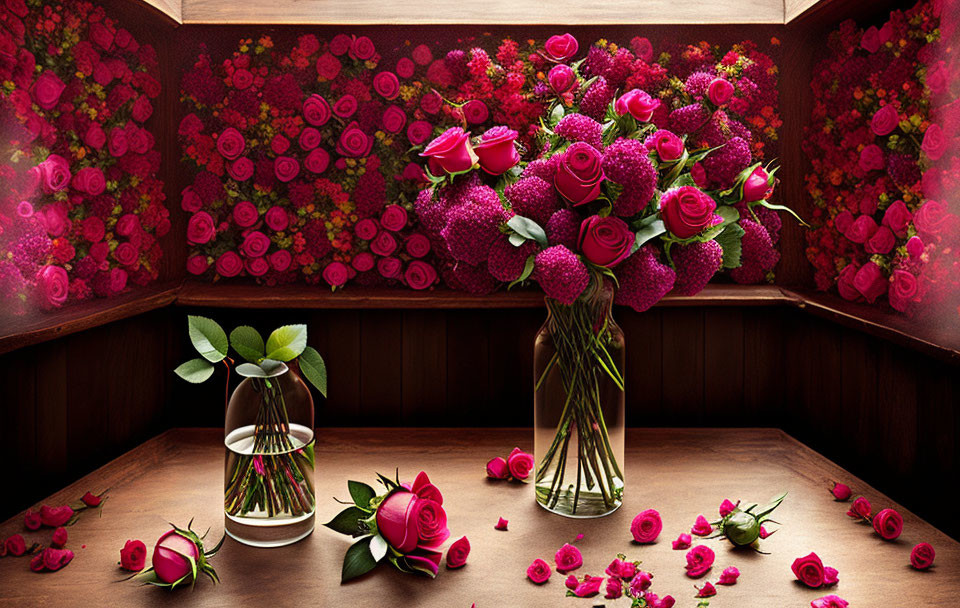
left=447, top=261, right=498, bottom=295
left=534, top=246, right=589, bottom=305
left=546, top=209, right=580, bottom=249
left=522, top=156, right=560, bottom=182
left=488, top=237, right=536, bottom=282
left=684, top=71, right=714, bottom=99
left=555, top=113, right=604, bottom=150
left=602, top=138, right=657, bottom=217
left=613, top=246, right=675, bottom=312
left=702, top=137, right=751, bottom=189
left=441, top=185, right=510, bottom=266
left=672, top=240, right=723, bottom=296
left=579, top=77, right=616, bottom=121
left=669, top=103, right=710, bottom=135
left=505, top=177, right=560, bottom=226
left=730, top=218, right=779, bottom=284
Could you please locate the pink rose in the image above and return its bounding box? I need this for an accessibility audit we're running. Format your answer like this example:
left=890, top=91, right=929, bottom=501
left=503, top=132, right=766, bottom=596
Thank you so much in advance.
left=336, top=122, right=372, bottom=158
left=186, top=255, right=209, bottom=275
left=873, top=508, right=903, bottom=540
left=717, top=566, right=740, bottom=585
left=382, top=105, right=407, bottom=134
left=245, top=257, right=269, bottom=277
left=844, top=214, right=878, bottom=244
left=322, top=261, right=349, bottom=287
left=298, top=127, right=321, bottom=151
left=474, top=126, right=519, bottom=175
left=403, top=261, right=435, bottom=290
left=38, top=154, right=71, bottom=193
left=271, top=135, right=291, bottom=155
left=858, top=144, right=885, bottom=172
left=373, top=71, right=400, bottom=100
left=871, top=104, right=899, bottom=136
left=555, top=142, right=604, bottom=205
left=685, top=545, right=715, bottom=578
left=630, top=509, right=662, bottom=544
left=81, top=216, right=105, bottom=243
left=462, top=100, right=489, bottom=125
left=615, top=89, right=660, bottom=122
left=573, top=575, right=604, bottom=598
left=921, top=124, right=946, bottom=160
left=861, top=25, right=881, bottom=53
left=605, top=577, right=623, bottom=599
left=396, top=57, right=415, bottom=78
left=406, top=234, right=431, bottom=258
left=847, top=496, right=872, bottom=519
left=181, top=188, right=202, bottom=213
left=853, top=262, right=887, bottom=303
left=707, top=78, right=735, bottom=105
left=888, top=270, right=919, bottom=312
left=371, top=231, right=398, bottom=256
left=350, top=36, right=376, bottom=61
left=914, top=200, right=950, bottom=238
left=486, top=456, right=509, bottom=479
left=269, top=250, right=292, bottom=272
left=376, top=492, right=420, bottom=552
left=351, top=252, right=375, bottom=272
left=316, top=53, right=341, bottom=80
left=421, top=127, right=477, bottom=175
left=660, top=186, right=717, bottom=238
left=792, top=552, right=829, bottom=588
left=910, top=543, right=935, bottom=570
left=241, top=231, right=271, bottom=258
left=407, top=120, right=433, bottom=145
left=543, top=33, right=578, bottom=62
left=831, top=482, right=852, bottom=501
left=672, top=533, right=692, bottom=550
left=187, top=211, right=215, bottom=245
left=527, top=558, right=552, bottom=583
left=132, top=96, right=153, bottom=122
left=38, top=265, right=68, bottom=309
left=109, top=267, right=127, bottom=294
left=864, top=226, right=895, bottom=254
left=216, top=251, right=243, bottom=277
left=420, top=90, right=443, bottom=114
left=631, top=37, right=654, bottom=62
left=907, top=236, right=924, bottom=258
left=232, top=68, right=253, bottom=89
left=579, top=215, right=633, bottom=267
left=303, top=94, right=331, bottom=126
left=114, top=243, right=138, bottom=266
left=233, top=201, right=259, bottom=228
left=72, top=167, right=106, bottom=195
left=355, top=219, right=379, bottom=241
left=812, top=595, right=849, bottom=608
left=881, top=200, right=911, bottom=237
left=377, top=256, right=403, bottom=279
left=274, top=156, right=300, bottom=182
left=555, top=543, right=583, bottom=573
left=84, top=124, right=106, bottom=150
left=741, top=166, right=773, bottom=202
left=696, top=582, right=716, bottom=598
left=265, top=206, right=288, bottom=232
left=548, top=64, right=576, bottom=94
left=228, top=158, right=254, bottom=182
left=647, top=130, right=684, bottom=161
left=445, top=536, right=470, bottom=568
left=719, top=499, right=737, bottom=516
left=381, top=205, right=408, bottom=232
left=506, top=449, right=534, bottom=480
left=332, top=94, right=358, bottom=118
left=108, top=128, right=128, bottom=157
left=217, top=127, right=245, bottom=160
left=17, top=201, right=34, bottom=218
left=305, top=148, right=330, bottom=174
left=39, top=505, right=74, bottom=527
left=32, top=70, right=65, bottom=109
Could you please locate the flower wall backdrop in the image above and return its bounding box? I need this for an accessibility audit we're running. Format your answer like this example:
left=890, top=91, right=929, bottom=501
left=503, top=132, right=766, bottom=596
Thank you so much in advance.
left=804, top=0, right=960, bottom=316
left=0, top=0, right=167, bottom=314
left=180, top=33, right=782, bottom=292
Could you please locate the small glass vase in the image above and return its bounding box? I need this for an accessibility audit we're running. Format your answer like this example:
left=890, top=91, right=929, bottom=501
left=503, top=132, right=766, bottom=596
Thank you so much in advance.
left=223, top=362, right=316, bottom=547
left=534, top=277, right=625, bottom=518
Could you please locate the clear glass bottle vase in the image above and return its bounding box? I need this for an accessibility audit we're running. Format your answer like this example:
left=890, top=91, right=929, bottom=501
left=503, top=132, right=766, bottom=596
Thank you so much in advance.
left=534, top=277, right=625, bottom=517
left=223, top=362, right=316, bottom=547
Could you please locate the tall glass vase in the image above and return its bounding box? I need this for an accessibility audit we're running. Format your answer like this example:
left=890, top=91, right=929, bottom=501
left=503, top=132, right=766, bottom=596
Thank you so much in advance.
left=534, top=278, right=625, bottom=517
left=223, top=363, right=316, bottom=547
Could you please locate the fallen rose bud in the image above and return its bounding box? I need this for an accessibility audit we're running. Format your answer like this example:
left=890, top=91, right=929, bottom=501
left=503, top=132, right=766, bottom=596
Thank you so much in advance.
left=631, top=570, right=652, bottom=591
left=527, top=558, right=552, bottom=584
left=717, top=566, right=740, bottom=585
left=51, top=527, right=68, bottom=548
left=685, top=545, right=715, bottom=578
left=791, top=552, right=838, bottom=588
left=507, top=450, right=534, bottom=480
left=830, top=482, right=852, bottom=501
left=29, top=552, right=45, bottom=572
left=605, top=577, right=623, bottom=599
left=572, top=574, right=604, bottom=597
left=81, top=491, right=103, bottom=507
left=485, top=457, right=509, bottom=479
left=42, top=547, right=74, bottom=571
left=811, top=595, right=849, bottom=608
left=39, top=505, right=74, bottom=528
left=872, top=508, right=903, bottom=541
left=5, top=534, right=27, bottom=556
left=618, top=561, right=638, bottom=581
left=631, top=509, right=663, bottom=543
left=672, top=533, right=692, bottom=550
left=446, top=536, right=470, bottom=569
left=120, top=539, right=147, bottom=572
left=910, top=542, right=935, bottom=570
left=691, top=515, right=712, bottom=536
left=137, top=522, right=224, bottom=588
left=565, top=574, right=579, bottom=590
left=719, top=499, right=737, bottom=517
left=24, top=510, right=41, bottom=530
left=696, top=581, right=717, bottom=597
left=495, top=517, right=508, bottom=531
left=721, top=510, right=762, bottom=546
left=824, top=566, right=839, bottom=585
left=555, top=543, right=583, bottom=573
left=847, top=496, right=871, bottom=519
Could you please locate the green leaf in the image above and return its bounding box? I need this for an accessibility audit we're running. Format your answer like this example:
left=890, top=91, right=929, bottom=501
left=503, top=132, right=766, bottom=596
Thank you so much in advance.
left=548, top=103, right=565, bottom=127
left=369, top=534, right=388, bottom=562
left=265, top=324, right=308, bottom=361
left=188, top=316, right=228, bottom=363
left=348, top=481, right=376, bottom=509
left=754, top=199, right=809, bottom=227
left=324, top=506, right=369, bottom=537
left=299, top=346, right=328, bottom=397
left=631, top=219, right=665, bottom=254
left=341, top=536, right=379, bottom=582
left=754, top=491, right=788, bottom=519
left=507, top=255, right=536, bottom=290
left=174, top=358, right=215, bottom=384
left=715, top=223, right=745, bottom=269
left=229, top=326, right=264, bottom=362
left=235, top=360, right=288, bottom=378
left=508, top=232, right=528, bottom=247
left=507, top=215, right=548, bottom=247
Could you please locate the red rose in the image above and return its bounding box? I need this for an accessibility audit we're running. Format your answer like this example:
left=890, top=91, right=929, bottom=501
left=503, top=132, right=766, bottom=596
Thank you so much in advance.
left=921, top=124, right=945, bottom=160
left=303, top=94, right=331, bottom=126
left=355, top=218, right=379, bottom=240
left=579, top=215, right=633, bottom=267
left=5, top=534, right=27, bottom=556
left=881, top=200, right=912, bottom=237
left=38, top=154, right=71, bottom=193
left=271, top=134, right=291, bottom=155
left=373, top=71, right=400, bottom=100
left=421, top=127, right=477, bottom=175
left=245, top=257, right=269, bottom=276
left=351, top=252, right=375, bottom=272
left=396, top=57, right=415, bottom=78
left=462, top=100, right=489, bottom=125
left=631, top=509, right=663, bottom=543
left=506, top=449, right=534, bottom=480
left=350, top=36, right=376, bottom=60
left=216, top=127, right=245, bottom=160
left=858, top=144, right=885, bottom=172
left=445, top=536, right=470, bottom=569
left=304, top=148, right=330, bottom=174
left=548, top=64, right=576, bottom=94
left=486, top=456, right=509, bottom=479
left=685, top=545, right=715, bottom=578
left=741, top=166, right=773, bottom=203
left=332, top=94, right=358, bottom=118
left=84, top=124, right=106, bottom=150
left=421, top=91, right=443, bottom=114
left=791, top=552, right=825, bottom=588
left=555, top=142, right=604, bottom=205
left=872, top=508, right=903, bottom=540
left=269, top=250, right=292, bottom=272
left=380, top=205, right=408, bottom=232
left=119, top=539, right=146, bottom=571
left=51, top=527, right=68, bottom=548
left=615, top=89, right=659, bottom=122
left=116, top=214, right=140, bottom=237
left=186, top=255, right=209, bottom=275
left=910, top=543, right=935, bottom=570
left=407, top=120, right=433, bottom=145
left=316, top=53, right=341, bottom=80
left=555, top=543, right=583, bottom=573
left=228, top=157, right=254, bottom=181
left=830, top=482, right=852, bottom=501
left=888, top=269, right=919, bottom=312
left=32, top=70, right=65, bottom=109
left=913, top=200, right=951, bottom=239
left=108, top=128, right=128, bottom=157
left=382, top=106, right=407, bottom=134
left=216, top=251, right=243, bottom=277
left=81, top=216, right=105, bottom=243
left=233, top=200, right=258, bottom=227
left=864, top=226, right=895, bottom=254
left=707, top=78, right=735, bottom=105
left=852, top=262, right=887, bottom=304
left=24, top=510, right=41, bottom=530
left=274, top=156, right=300, bottom=182
left=114, top=243, right=139, bottom=267
left=659, top=186, right=717, bottom=238
left=322, top=261, right=349, bottom=287
left=371, top=231, right=398, bottom=257
left=377, top=256, right=402, bottom=278
left=186, top=211, right=215, bottom=245
left=241, top=231, right=271, bottom=258
left=404, top=260, right=437, bottom=290
left=871, top=104, right=899, bottom=136
left=265, top=206, right=288, bottom=232
left=336, top=123, right=372, bottom=158
left=39, top=505, right=74, bottom=527
left=543, top=33, right=578, bottom=62
left=647, top=130, right=684, bottom=162
left=844, top=214, right=878, bottom=244
left=72, top=167, right=106, bottom=195
left=406, top=234, right=431, bottom=258
left=131, top=96, right=153, bottom=122
left=473, top=126, right=520, bottom=176
left=232, top=67, right=253, bottom=89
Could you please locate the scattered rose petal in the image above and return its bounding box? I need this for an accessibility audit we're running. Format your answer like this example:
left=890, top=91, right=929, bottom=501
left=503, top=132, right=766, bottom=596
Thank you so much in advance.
left=696, top=581, right=717, bottom=597
left=618, top=561, right=638, bottom=581
left=691, top=515, right=712, bottom=536
left=910, top=542, right=935, bottom=570
left=872, top=508, right=903, bottom=540
left=565, top=574, right=579, bottom=590
left=119, top=539, right=147, bottom=572
left=658, top=595, right=676, bottom=608
left=24, top=510, right=41, bottom=531
left=719, top=499, right=737, bottom=517
left=605, top=577, right=623, bottom=599
left=39, top=505, right=74, bottom=528
left=446, top=536, right=470, bottom=568
left=572, top=575, right=604, bottom=597
left=717, top=566, right=740, bottom=585
left=630, top=570, right=653, bottom=593
left=824, top=566, right=839, bottom=585
left=51, top=527, right=68, bottom=548
left=830, top=482, right=852, bottom=501
left=41, top=547, right=74, bottom=571
left=4, top=534, right=27, bottom=557
left=555, top=543, right=583, bottom=573
left=574, top=533, right=584, bottom=542
left=29, top=552, right=45, bottom=572
left=685, top=545, right=715, bottom=578
left=759, top=525, right=772, bottom=539
left=811, top=595, right=849, bottom=608
left=494, top=517, right=508, bottom=531
left=847, top=496, right=871, bottom=519
left=605, top=558, right=624, bottom=578
left=485, top=457, right=509, bottom=479
left=672, top=532, right=692, bottom=550
left=527, top=558, right=552, bottom=584
left=81, top=491, right=103, bottom=507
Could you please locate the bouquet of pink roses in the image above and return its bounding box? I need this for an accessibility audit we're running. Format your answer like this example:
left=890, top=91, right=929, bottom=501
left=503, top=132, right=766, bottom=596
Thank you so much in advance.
left=325, top=471, right=451, bottom=582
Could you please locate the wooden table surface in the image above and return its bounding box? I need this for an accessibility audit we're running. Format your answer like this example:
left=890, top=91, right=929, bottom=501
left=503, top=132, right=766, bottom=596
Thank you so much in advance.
left=1, top=428, right=956, bottom=607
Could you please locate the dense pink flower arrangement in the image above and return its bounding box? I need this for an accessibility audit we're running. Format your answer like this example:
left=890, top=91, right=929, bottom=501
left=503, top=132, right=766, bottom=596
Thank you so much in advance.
left=0, top=0, right=166, bottom=314
left=804, top=0, right=960, bottom=316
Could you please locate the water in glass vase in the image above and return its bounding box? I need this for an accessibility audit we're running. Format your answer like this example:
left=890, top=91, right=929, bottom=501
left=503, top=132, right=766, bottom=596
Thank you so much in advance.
left=224, top=423, right=316, bottom=547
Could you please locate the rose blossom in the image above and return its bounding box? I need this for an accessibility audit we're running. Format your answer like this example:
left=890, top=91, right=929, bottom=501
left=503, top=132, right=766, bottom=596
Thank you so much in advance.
left=696, top=582, right=717, bottom=597
left=615, top=89, right=660, bottom=122
left=462, top=100, right=489, bottom=125
left=630, top=509, right=662, bottom=543
left=527, top=558, right=552, bottom=583
left=741, top=166, right=773, bottom=202
left=350, top=36, right=375, bottom=60
left=847, top=496, right=871, bottom=519
left=355, top=218, right=379, bottom=241
left=719, top=499, right=737, bottom=516
left=811, top=596, right=849, bottom=608
left=407, top=120, right=433, bottom=145
left=316, top=53, right=341, bottom=79
left=298, top=127, right=321, bottom=151
left=396, top=57, right=415, bottom=78
left=474, top=126, right=520, bottom=175
left=336, top=123, right=372, bottom=158
left=186, top=255, right=209, bottom=275
left=109, top=128, right=128, bottom=157
left=233, top=200, right=259, bottom=228
left=872, top=508, right=903, bottom=540
left=792, top=552, right=837, bottom=588
left=853, top=262, right=887, bottom=304
left=871, top=104, right=899, bottom=136
left=241, top=231, right=271, bottom=258
left=232, top=68, right=253, bottom=89
left=216, top=252, right=243, bottom=277
left=506, top=448, right=534, bottom=480
left=685, top=545, right=715, bottom=578
left=382, top=106, right=407, bottom=134
left=381, top=205, right=408, bottom=232
left=421, top=127, right=478, bottom=175
left=373, top=71, right=400, bottom=100
left=216, top=127, right=245, bottom=160
left=120, top=540, right=146, bottom=571
left=403, top=261, right=436, bottom=290
left=548, top=64, right=576, bottom=94
left=72, top=167, right=106, bottom=195
left=305, top=148, right=330, bottom=174
left=445, top=536, right=470, bottom=569
left=228, top=158, right=254, bottom=181
left=717, top=566, right=740, bottom=585
left=265, top=206, right=289, bottom=232
left=660, top=186, right=717, bottom=238
left=371, top=231, right=398, bottom=256
left=647, top=130, right=684, bottom=161
left=50, top=527, right=67, bottom=548
left=420, top=90, right=443, bottom=114
left=38, top=265, right=68, bottom=309
left=555, top=543, right=583, bottom=573
left=691, top=514, right=713, bottom=536
left=38, top=154, right=71, bottom=192
left=269, top=250, right=292, bottom=272
left=707, top=78, right=735, bottom=105
left=486, top=456, right=509, bottom=479
left=910, top=542, right=935, bottom=570
left=84, top=125, right=106, bottom=150
left=859, top=144, right=885, bottom=172
left=672, top=533, right=692, bottom=550
left=831, top=482, right=852, bottom=501
left=274, top=156, right=300, bottom=182
left=605, top=577, right=622, bottom=599
left=865, top=226, right=895, bottom=254
left=303, top=94, right=331, bottom=126
left=573, top=575, right=604, bottom=597
left=333, top=94, right=358, bottom=118
left=32, top=70, right=66, bottom=109
left=888, top=269, right=919, bottom=313
left=882, top=200, right=912, bottom=237
left=555, top=142, right=604, bottom=205
left=543, top=33, right=578, bottom=62
left=921, top=124, right=945, bottom=160
left=187, top=212, right=215, bottom=245
left=406, top=234, right=431, bottom=258
left=5, top=534, right=27, bottom=556
left=40, top=505, right=74, bottom=527
left=907, top=236, right=924, bottom=258
left=579, top=215, right=633, bottom=267
left=114, top=243, right=138, bottom=267
left=322, top=261, right=349, bottom=287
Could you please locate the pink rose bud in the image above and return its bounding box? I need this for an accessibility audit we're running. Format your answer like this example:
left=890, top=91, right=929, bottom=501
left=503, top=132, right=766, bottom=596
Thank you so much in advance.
left=605, top=577, right=623, bottom=599
left=719, top=499, right=737, bottom=516
left=906, top=236, right=924, bottom=258
left=548, top=64, right=576, bottom=94
left=507, top=450, right=534, bottom=480
left=717, top=566, right=740, bottom=585
left=486, top=456, right=509, bottom=479
left=792, top=552, right=827, bottom=588
left=691, top=514, right=712, bottom=536
left=707, top=78, right=735, bottom=105
left=554, top=543, right=583, bottom=573
left=847, top=496, right=871, bottom=519
left=527, top=558, right=552, bottom=583
left=614, top=88, right=660, bottom=122
left=830, top=482, right=852, bottom=501
left=120, top=539, right=147, bottom=571
left=910, top=542, right=935, bottom=570
left=445, top=536, right=470, bottom=568
left=672, top=533, right=692, bottom=550
left=474, top=126, right=520, bottom=175
left=741, top=166, right=773, bottom=202
left=872, top=508, right=903, bottom=540
left=630, top=509, right=662, bottom=544
left=421, top=127, right=478, bottom=175
left=495, top=517, right=509, bottom=531
left=24, top=510, right=41, bottom=530
left=565, top=574, right=579, bottom=591
left=51, top=527, right=68, bottom=548
left=811, top=595, right=849, bottom=608
left=696, top=581, right=717, bottom=597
